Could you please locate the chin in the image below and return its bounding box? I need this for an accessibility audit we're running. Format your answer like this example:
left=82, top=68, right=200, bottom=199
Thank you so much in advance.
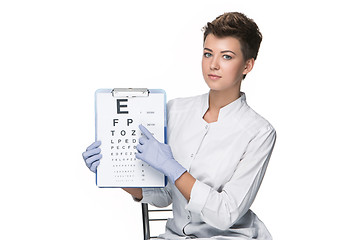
left=205, top=82, right=225, bottom=91
left=206, top=79, right=242, bottom=92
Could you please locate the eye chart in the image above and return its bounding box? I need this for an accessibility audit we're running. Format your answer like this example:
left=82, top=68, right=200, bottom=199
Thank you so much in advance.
left=95, top=88, right=167, bottom=188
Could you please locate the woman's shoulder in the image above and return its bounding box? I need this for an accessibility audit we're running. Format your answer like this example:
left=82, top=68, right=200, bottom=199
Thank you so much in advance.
left=240, top=102, right=276, bottom=135
left=167, top=93, right=206, bottom=112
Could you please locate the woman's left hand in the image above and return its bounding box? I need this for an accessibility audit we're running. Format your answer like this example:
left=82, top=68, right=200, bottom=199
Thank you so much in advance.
left=136, top=124, right=186, bottom=184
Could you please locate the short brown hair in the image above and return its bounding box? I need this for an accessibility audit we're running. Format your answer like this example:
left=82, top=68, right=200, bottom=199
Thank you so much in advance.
left=203, top=12, right=262, bottom=61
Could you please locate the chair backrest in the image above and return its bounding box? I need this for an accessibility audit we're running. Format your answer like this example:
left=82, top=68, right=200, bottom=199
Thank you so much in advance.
left=142, top=203, right=173, bottom=240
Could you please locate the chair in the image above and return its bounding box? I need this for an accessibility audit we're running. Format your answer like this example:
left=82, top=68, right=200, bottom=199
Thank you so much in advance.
left=142, top=203, right=173, bottom=240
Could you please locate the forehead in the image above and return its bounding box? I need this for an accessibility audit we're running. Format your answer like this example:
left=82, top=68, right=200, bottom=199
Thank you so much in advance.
left=204, top=34, right=242, bottom=54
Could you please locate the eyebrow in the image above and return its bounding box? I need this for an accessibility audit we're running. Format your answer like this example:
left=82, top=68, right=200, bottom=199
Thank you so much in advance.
left=204, top=48, right=237, bottom=55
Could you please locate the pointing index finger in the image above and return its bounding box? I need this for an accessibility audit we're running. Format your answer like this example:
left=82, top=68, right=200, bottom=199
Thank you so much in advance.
left=139, top=124, right=154, bottom=140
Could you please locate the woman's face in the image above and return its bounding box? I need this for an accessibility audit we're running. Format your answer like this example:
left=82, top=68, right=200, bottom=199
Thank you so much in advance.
left=202, top=34, right=250, bottom=92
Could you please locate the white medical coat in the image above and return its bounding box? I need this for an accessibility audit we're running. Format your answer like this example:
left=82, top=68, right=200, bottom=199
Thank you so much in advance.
left=138, top=91, right=277, bottom=239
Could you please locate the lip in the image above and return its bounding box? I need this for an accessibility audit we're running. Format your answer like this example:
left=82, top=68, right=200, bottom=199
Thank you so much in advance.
left=208, top=74, right=222, bottom=80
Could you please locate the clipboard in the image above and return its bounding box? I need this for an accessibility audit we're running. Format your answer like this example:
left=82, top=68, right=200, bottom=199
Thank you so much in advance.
left=95, top=88, right=167, bottom=188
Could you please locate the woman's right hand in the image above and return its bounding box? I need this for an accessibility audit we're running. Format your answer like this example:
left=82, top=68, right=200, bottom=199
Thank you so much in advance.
left=82, top=141, right=102, bottom=173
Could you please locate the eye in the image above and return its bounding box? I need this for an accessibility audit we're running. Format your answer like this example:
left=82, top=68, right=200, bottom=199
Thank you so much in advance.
left=203, top=52, right=212, bottom=58
left=223, top=55, right=232, bottom=60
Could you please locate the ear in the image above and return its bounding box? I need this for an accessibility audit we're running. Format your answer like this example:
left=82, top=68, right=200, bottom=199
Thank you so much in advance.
left=242, top=58, right=255, bottom=75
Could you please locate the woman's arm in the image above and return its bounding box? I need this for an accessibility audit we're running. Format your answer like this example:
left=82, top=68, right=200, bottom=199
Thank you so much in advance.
left=184, top=125, right=276, bottom=230
left=175, top=172, right=196, bottom=201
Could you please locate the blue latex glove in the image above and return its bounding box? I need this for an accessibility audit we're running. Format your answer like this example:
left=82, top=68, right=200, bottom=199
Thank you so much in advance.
left=82, top=141, right=102, bottom=173
left=136, top=125, right=186, bottom=184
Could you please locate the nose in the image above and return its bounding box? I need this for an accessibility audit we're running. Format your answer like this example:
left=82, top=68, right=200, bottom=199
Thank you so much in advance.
left=210, top=57, right=220, bottom=70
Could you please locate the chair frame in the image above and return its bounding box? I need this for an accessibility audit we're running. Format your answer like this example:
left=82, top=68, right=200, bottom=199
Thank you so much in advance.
left=142, top=203, right=172, bottom=240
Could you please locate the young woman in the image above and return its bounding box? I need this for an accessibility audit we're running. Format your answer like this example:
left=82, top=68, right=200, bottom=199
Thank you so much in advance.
left=83, top=12, right=277, bottom=239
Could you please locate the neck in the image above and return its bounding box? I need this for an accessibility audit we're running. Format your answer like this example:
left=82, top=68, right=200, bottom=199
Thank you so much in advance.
left=208, top=88, right=242, bottom=111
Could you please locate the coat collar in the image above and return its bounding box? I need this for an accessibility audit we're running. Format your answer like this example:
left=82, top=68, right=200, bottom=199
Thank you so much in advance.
left=201, top=91, right=247, bottom=122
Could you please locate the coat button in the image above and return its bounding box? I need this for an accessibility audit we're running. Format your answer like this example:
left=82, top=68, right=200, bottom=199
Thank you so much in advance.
left=190, top=154, right=194, bottom=158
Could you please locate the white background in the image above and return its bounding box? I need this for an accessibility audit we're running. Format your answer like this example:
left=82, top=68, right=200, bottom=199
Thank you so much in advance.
left=1, top=0, right=359, bottom=239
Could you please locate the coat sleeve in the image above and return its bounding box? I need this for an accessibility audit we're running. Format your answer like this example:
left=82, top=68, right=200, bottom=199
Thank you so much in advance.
left=185, top=124, right=277, bottom=230
left=133, top=180, right=173, bottom=208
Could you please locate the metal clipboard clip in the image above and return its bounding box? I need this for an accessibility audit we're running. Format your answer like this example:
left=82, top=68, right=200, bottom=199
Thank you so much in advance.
left=111, top=88, right=150, bottom=97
